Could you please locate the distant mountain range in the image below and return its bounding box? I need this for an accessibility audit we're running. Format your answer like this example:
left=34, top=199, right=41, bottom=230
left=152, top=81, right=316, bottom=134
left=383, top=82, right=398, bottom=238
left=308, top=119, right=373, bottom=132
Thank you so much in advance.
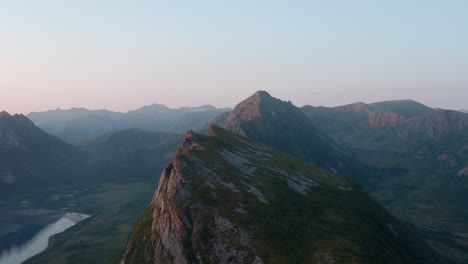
left=302, top=100, right=468, bottom=262
left=302, top=100, right=467, bottom=158
left=208, top=93, right=467, bottom=262
left=0, top=111, right=78, bottom=193
left=2, top=93, right=467, bottom=263
left=0, top=111, right=181, bottom=196
left=459, top=109, right=468, bottom=114
left=211, top=91, right=391, bottom=187
left=28, top=104, right=230, bottom=142
left=212, top=91, right=350, bottom=173
left=122, top=125, right=446, bottom=264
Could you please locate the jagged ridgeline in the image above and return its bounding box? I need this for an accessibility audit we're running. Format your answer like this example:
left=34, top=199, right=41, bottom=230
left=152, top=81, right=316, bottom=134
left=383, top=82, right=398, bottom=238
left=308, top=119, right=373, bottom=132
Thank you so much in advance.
left=121, top=125, right=445, bottom=264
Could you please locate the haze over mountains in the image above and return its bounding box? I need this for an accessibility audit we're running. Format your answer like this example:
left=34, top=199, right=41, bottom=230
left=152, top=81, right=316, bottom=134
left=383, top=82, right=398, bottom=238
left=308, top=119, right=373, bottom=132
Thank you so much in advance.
left=213, top=92, right=467, bottom=262
left=0, top=112, right=77, bottom=192
left=302, top=99, right=468, bottom=262
left=28, top=104, right=230, bottom=143
left=1, top=91, right=467, bottom=263
left=211, top=91, right=386, bottom=187
left=0, top=111, right=181, bottom=196
left=122, top=91, right=466, bottom=263
left=302, top=100, right=467, bottom=158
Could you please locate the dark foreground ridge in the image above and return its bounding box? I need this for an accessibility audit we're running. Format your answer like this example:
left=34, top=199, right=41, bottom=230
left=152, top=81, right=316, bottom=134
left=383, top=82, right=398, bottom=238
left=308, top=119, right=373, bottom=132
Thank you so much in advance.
left=121, top=125, right=447, bottom=264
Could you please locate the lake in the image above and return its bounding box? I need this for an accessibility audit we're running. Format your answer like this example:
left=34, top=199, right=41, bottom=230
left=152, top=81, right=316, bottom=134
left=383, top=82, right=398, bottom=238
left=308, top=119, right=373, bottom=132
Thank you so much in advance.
left=0, top=210, right=89, bottom=264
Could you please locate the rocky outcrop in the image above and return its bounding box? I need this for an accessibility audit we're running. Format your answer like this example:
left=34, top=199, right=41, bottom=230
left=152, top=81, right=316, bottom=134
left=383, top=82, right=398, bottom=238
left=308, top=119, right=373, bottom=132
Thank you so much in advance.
left=302, top=101, right=468, bottom=262
left=302, top=102, right=468, bottom=159
left=121, top=130, right=263, bottom=264
left=368, top=112, right=409, bottom=127
left=122, top=126, right=447, bottom=264
left=211, top=91, right=364, bottom=180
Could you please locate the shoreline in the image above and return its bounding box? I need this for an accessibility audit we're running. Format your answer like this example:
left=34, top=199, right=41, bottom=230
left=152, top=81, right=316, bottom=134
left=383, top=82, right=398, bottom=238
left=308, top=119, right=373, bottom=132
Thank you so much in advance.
left=0, top=211, right=90, bottom=264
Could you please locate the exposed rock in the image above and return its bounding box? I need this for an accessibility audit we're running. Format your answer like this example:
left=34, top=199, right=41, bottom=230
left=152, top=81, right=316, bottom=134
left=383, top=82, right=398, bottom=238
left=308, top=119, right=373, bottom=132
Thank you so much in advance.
left=210, top=91, right=371, bottom=184
left=122, top=126, right=446, bottom=264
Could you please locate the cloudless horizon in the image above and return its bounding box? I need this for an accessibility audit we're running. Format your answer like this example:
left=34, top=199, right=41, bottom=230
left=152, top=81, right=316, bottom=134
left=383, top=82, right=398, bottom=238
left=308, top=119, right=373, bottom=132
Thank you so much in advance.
left=1, top=1, right=467, bottom=114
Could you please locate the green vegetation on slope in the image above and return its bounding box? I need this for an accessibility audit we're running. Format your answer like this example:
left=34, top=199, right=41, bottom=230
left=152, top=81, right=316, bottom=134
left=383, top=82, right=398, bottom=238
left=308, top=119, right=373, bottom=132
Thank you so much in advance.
left=124, top=126, right=448, bottom=263
left=24, top=183, right=155, bottom=264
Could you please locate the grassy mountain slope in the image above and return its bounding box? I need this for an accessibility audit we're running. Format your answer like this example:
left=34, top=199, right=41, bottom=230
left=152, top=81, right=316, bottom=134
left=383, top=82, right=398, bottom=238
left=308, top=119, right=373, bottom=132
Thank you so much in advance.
left=0, top=112, right=78, bottom=195
left=122, top=125, right=447, bottom=264
left=211, top=91, right=399, bottom=188
left=0, top=118, right=182, bottom=263
left=302, top=101, right=468, bottom=262
left=0, top=112, right=182, bottom=196
left=77, top=129, right=181, bottom=183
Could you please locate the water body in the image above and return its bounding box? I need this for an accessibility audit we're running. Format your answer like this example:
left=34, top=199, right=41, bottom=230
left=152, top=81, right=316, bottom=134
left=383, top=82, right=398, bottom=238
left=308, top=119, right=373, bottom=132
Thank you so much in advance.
left=0, top=211, right=89, bottom=264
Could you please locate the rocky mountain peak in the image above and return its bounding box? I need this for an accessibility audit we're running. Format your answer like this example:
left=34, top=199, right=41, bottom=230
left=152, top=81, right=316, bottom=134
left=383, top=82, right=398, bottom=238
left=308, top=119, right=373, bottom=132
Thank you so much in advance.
left=121, top=126, right=446, bottom=264
left=252, top=90, right=271, bottom=100
left=221, top=91, right=304, bottom=126
left=211, top=91, right=356, bottom=178
left=179, top=129, right=204, bottom=151
left=0, top=111, right=11, bottom=117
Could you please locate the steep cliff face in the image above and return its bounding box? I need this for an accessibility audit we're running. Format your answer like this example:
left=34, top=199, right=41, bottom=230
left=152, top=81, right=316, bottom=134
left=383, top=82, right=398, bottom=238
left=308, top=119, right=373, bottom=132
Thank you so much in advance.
left=122, top=126, right=446, bottom=264
left=211, top=91, right=382, bottom=184
left=301, top=102, right=468, bottom=160
left=302, top=101, right=468, bottom=262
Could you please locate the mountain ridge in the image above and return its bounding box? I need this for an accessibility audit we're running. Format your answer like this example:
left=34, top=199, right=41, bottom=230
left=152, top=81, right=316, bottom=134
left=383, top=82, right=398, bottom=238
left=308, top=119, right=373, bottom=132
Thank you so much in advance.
left=0, top=112, right=78, bottom=191
left=211, top=91, right=394, bottom=188
left=121, top=125, right=447, bottom=264
left=301, top=100, right=468, bottom=262
left=27, top=104, right=230, bottom=142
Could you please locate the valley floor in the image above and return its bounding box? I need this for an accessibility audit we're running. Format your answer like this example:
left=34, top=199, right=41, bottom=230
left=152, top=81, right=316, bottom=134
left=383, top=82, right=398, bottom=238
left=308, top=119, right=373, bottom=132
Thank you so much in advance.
left=356, top=150, right=468, bottom=263
left=1, top=182, right=155, bottom=264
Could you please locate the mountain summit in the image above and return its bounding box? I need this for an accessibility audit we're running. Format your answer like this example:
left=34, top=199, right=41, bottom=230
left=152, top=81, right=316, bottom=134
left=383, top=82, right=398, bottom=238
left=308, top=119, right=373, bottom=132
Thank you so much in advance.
left=302, top=100, right=468, bottom=262
left=0, top=113, right=76, bottom=190
left=0, top=111, right=11, bottom=117
left=211, top=91, right=373, bottom=182
left=121, top=125, right=445, bottom=263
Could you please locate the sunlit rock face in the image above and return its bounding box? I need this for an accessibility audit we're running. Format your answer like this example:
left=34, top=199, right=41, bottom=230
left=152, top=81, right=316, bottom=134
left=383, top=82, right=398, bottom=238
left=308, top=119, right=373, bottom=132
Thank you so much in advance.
left=121, top=125, right=446, bottom=264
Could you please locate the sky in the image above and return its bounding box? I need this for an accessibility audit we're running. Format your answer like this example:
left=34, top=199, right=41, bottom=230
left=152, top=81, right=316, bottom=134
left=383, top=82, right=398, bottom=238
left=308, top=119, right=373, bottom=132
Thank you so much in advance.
left=0, top=1, right=467, bottom=114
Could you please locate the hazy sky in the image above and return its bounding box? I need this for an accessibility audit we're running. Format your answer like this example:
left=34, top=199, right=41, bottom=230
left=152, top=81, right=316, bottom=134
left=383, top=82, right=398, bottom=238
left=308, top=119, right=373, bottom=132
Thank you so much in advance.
left=1, top=1, right=467, bottom=114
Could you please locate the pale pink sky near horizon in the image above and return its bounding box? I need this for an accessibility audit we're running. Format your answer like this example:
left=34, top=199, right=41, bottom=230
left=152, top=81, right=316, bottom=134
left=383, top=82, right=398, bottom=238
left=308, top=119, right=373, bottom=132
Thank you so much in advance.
left=1, top=1, right=467, bottom=114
